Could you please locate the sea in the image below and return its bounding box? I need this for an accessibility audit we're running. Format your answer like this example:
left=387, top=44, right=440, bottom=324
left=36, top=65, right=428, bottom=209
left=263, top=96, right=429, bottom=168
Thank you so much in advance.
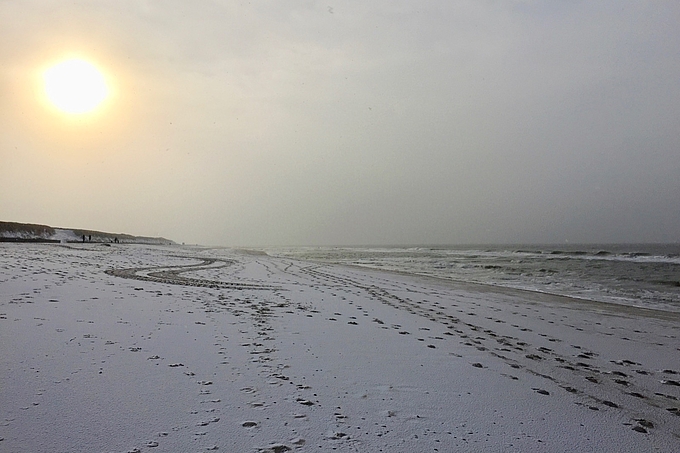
left=268, top=244, right=680, bottom=313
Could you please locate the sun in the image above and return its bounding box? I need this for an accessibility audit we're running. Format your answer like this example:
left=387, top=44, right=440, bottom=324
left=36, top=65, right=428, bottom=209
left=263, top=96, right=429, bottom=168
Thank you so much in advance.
left=43, top=59, right=109, bottom=114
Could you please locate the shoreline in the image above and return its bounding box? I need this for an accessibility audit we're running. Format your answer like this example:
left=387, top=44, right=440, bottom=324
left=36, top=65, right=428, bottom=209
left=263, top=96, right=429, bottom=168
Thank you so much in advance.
left=284, top=257, right=680, bottom=321
left=262, top=243, right=680, bottom=316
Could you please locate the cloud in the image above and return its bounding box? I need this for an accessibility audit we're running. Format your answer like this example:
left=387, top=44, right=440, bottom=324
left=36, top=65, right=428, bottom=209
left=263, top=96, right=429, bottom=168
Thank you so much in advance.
left=1, top=1, right=679, bottom=244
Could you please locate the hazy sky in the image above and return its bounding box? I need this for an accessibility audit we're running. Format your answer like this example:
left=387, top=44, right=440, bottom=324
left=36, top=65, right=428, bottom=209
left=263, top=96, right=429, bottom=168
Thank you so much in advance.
left=1, top=1, right=679, bottom=245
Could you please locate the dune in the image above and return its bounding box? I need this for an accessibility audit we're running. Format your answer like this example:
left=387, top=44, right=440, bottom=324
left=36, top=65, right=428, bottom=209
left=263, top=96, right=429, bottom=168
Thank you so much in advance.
left=0, top=243, right=678, bottom=452
left=0, top=221, right=174, bottom=245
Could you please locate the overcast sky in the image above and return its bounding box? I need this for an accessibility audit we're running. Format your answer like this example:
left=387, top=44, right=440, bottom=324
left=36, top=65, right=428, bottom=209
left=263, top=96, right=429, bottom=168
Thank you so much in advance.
left=1, top=1, right=679, bottom=245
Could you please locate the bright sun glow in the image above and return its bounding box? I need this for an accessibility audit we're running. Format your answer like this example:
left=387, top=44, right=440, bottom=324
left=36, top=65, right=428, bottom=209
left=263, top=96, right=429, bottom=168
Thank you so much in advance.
left=43, top=59, right=109, bottom=114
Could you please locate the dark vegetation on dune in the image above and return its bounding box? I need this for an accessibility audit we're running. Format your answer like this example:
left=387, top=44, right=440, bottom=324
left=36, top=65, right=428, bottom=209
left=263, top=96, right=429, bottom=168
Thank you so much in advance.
left=0, top=221, right=55, bottom=237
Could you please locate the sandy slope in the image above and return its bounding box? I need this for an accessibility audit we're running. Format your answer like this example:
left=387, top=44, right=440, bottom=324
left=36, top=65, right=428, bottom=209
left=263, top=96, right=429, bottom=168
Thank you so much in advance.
left=0, top=244, right=678, bottom=452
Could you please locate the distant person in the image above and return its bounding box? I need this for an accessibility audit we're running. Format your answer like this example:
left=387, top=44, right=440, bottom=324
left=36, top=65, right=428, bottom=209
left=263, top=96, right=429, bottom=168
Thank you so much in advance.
left=114, top=237, right=119, bottom=243
left=88, top=235, right=91, bottom=242
left=82, top=234, right=85, bottom=243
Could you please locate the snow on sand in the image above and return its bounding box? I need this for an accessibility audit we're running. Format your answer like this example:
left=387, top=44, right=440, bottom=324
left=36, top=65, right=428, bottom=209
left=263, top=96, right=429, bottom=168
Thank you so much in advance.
left=1, top=243, right=678, bottom=452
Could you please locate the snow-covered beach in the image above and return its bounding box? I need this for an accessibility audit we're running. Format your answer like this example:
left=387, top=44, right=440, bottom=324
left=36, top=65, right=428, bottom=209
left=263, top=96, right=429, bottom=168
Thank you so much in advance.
left=1, top=243, right=678, bottom=452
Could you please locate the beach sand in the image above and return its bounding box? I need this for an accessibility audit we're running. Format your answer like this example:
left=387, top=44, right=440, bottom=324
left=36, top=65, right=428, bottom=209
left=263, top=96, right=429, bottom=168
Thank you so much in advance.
left=1, top=244, right=678, bottom=452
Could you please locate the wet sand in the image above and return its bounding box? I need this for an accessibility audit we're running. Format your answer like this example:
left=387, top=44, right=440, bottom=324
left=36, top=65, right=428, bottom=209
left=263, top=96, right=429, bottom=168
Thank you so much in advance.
left=1, top=243, right=678, bottom=452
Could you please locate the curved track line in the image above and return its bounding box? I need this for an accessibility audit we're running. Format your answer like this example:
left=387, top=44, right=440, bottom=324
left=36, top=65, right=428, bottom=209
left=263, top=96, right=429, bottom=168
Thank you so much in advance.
left=106, top=257, right=280, bottom=290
